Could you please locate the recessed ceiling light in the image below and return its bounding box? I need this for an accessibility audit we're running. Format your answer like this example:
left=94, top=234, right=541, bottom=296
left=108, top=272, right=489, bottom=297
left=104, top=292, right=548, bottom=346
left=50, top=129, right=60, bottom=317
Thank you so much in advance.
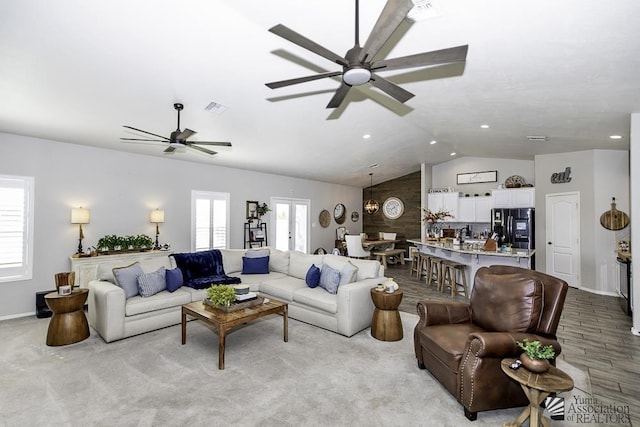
left=430, top=140, right=437, bottom=145
left=450, top=152, right=456, bottom=156
left=480, top=124, right=490, bottom=129
left=363, top=134, right=371, bottom=139
left=610, top=135, right=622, bottom=140
left=526, top=135, right=548, bottom=142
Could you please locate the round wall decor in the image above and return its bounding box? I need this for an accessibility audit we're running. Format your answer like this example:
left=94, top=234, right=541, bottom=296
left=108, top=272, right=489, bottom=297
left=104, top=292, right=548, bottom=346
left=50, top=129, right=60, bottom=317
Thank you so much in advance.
left=334, top=203, right=346, bottom=224
left=351, top=211, right=359, bottom=222
left=382, top=197, right=404, bottom=219
left=319, top=209, right=331, bottom=228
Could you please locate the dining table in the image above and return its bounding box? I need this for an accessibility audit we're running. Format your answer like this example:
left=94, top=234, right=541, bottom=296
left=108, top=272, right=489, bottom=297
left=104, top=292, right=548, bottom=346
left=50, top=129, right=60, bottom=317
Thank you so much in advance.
left=362, top=239, right=400, bottom=250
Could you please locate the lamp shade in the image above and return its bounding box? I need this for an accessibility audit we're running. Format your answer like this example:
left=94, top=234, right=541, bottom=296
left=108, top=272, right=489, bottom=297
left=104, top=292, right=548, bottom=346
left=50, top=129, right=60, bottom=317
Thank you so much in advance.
left=150, top=209, right=165, bottom=223
left=71, top=207, right=90, bottom=224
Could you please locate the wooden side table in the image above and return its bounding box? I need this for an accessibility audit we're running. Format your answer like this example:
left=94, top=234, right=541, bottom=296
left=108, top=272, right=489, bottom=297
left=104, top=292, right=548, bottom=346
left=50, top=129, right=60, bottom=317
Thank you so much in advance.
left=501, top=358, right=574, bottom=427
left=370, top=288, right=403, bottom=341
left=45, top=289, right=90, bottom=346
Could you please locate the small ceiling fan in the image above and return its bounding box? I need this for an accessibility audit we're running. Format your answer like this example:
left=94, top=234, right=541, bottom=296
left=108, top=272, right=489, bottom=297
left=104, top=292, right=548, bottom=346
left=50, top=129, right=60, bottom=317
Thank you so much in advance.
left=266, top=0, right=468, bottom=109
left=121, top=103, right=232, bottom=156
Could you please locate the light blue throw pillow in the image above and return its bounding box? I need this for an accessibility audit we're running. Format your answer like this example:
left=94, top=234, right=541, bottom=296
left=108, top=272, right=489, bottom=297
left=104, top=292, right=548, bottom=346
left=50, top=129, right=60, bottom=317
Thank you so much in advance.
left=112, top=262, right=144, bottom=299
left=137, top=266, right=167, bottom=297
left=319, top=265, right=341, bottom=294
left=339, top=261, right=359, bottom=286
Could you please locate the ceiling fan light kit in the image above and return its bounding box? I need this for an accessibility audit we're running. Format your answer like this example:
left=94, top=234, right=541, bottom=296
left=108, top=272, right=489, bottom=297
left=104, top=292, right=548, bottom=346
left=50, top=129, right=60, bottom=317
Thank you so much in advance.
left=265, top=0, right=468, bottom=109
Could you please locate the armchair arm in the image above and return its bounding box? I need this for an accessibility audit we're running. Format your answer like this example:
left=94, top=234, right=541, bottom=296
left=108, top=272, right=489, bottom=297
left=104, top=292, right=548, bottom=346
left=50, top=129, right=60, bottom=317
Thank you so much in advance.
left=466, top=331, right=562, bottom=359
left=415, top=300, right=471, bottom=328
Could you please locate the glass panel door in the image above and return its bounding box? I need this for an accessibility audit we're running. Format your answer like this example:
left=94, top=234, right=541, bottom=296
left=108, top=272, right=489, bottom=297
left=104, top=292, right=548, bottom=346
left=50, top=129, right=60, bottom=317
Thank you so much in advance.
left=272, top=198, right=310, bottom=252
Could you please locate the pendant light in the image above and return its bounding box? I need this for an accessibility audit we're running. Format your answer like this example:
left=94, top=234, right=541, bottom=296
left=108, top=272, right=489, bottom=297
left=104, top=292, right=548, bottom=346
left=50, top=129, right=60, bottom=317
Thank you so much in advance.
left=363, top=173, right=379, bottom=214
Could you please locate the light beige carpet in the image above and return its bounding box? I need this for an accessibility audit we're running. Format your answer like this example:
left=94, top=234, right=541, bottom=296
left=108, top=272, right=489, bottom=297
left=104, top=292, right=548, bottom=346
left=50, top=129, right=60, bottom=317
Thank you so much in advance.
left=0, top=311, right=590, bottom=426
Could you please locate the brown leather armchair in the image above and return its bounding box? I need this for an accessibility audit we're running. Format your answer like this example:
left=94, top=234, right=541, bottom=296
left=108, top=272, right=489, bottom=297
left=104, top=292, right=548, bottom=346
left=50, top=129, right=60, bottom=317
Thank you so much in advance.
left=413, top=265, right=568, bottom=421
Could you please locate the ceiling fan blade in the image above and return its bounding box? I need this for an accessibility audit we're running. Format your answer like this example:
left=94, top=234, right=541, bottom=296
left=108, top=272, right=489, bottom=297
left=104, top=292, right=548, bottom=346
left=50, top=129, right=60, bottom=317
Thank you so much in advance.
left=177, top=128, right=196, bottom=140
left=120, top=138, right=167, bottom=142
left=369, top=73, right=414, bottom=103
left=358, top=0, right=414, bottom=63
left=188, top=141, right=232, bottom=147
left=372, top=45, right=469, bottom=72
left=269, top=24, right=349, bottom=67
left=123, top=125, right=169, bottom=141
left=266, top=71, right=343, bottom=89
left=164, top=145, right=176, bottom=153
left=326, top=83, right=352, bottom=109
left=188, top=145, right=218, bottom=156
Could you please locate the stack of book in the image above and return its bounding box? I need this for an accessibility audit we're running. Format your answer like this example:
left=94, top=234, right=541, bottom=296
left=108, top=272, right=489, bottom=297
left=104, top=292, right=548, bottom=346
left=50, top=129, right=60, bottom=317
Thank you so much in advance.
left=235, top=292, right=257, bottom=302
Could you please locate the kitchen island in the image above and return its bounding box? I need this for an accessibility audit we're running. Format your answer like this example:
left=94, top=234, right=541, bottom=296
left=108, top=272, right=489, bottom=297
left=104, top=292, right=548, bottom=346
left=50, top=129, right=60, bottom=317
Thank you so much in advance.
left=408, top=239, right=536, bottom=294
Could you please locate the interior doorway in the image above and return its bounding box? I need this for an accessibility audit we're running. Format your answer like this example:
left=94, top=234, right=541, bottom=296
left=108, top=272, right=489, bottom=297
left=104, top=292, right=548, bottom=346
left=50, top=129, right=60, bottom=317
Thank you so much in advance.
left=272, top=197, right=310, bottom=253
left=545, top=192, right=581, bottom=288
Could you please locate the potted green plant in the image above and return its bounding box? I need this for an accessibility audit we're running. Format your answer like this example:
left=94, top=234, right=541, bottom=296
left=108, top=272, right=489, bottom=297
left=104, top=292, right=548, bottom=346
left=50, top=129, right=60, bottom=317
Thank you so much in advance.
left=206, top=285, right=236, bottom=308
left=517, top=339, right=555, bottom=373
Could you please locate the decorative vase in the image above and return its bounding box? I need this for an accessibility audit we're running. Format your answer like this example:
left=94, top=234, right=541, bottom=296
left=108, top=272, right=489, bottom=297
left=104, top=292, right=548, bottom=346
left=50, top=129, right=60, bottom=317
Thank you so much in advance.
left=519, top=353, right=551, bottom=373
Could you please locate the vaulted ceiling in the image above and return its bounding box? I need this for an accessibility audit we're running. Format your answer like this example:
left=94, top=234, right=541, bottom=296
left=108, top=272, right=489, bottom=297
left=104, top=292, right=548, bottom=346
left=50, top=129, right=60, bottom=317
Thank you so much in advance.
left=1, top=0, right=638, bottom=187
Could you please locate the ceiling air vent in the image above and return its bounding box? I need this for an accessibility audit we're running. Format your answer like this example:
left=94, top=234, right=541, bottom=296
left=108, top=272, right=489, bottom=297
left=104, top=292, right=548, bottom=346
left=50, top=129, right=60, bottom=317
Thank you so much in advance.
left=204, top=101, right=228, bottom=115
left=526, top=135, right=548, bottom=142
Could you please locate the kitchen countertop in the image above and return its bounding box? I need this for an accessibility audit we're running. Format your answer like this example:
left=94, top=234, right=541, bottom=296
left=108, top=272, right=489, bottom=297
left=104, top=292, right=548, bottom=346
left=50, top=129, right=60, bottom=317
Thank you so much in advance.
left=408, top=238, right=536, bottom=258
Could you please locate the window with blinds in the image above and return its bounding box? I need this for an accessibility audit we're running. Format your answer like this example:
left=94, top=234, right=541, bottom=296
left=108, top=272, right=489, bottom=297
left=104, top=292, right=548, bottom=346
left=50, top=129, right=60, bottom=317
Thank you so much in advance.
left=0, top=175, right=34, bottom=282
left=191, top=190, right=229, bottom=251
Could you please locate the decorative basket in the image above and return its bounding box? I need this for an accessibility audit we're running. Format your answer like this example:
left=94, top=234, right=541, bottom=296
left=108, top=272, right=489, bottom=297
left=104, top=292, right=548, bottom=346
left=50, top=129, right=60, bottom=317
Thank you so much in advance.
left=203, top=296, right=264, bottom=312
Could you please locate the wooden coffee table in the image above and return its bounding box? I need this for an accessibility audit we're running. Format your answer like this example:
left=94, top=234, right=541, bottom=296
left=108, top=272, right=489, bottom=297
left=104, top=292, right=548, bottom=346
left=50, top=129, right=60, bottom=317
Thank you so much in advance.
left=182, top=298, right=288, bottom=370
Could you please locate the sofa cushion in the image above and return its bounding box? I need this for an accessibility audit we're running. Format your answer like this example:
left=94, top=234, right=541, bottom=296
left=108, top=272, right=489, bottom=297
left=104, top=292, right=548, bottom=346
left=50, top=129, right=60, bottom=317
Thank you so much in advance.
left=269, top=248, right=290, bottom=274
left=245, top=248, right=270, bottom=258
left=288, top=251, right=325, bottom=280
left=137, top=267, right=167, bottom=297
left=293, top=287, right=338, bottom=314
left=112, top=262, right=144, bottom=299
left=165, top=268, right=184, bottom=292
left=338, top=261, right=358, bottom=286
left=323, top=254, right=380, bottom=280
left=470, top=269, right=544, bottom=333
left=125, top=288, right=192, bottom=316
left=260, top=276, right=307, bottom=301
left=220, top=249, right=245, bottom=274
left=96, top=256, right=173, bottom=284
left=242, top=256, right=270, bottom=274
left=319, top=264, right=341, bottom=294
left=305, top=264, right=321, bottom=288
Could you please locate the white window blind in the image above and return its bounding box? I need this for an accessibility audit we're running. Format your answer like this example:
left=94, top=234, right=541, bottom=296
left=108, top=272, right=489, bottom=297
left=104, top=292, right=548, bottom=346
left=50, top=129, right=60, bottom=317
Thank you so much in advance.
left=191, top=190, right=229, bottom=251
left=0, top=175, right=34, bottom=282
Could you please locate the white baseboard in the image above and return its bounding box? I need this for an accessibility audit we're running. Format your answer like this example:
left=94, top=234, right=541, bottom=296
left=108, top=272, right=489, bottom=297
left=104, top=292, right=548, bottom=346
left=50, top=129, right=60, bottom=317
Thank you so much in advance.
left=0, top=311, right=35, bottom=321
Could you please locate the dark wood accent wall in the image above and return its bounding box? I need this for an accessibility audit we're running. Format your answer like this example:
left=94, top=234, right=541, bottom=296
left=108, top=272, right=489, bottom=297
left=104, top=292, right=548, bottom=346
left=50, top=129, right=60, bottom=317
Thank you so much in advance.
left=362, top=171, right=421, bottom=255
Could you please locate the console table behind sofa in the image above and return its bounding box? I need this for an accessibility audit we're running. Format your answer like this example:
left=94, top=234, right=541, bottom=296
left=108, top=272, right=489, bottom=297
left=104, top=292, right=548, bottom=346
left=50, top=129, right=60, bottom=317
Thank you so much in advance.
left=69, top=251, right=172, bottom=288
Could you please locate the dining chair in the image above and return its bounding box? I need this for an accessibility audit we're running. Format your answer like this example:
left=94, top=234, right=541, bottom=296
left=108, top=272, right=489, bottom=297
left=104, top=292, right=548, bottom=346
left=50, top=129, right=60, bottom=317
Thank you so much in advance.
left=345, top=235, right=372, bottom=259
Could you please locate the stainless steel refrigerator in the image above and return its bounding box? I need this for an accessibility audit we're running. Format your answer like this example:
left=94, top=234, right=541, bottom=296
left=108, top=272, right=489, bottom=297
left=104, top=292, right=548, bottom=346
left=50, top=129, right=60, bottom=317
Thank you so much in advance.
left=491, top=208, right=535, bottom=268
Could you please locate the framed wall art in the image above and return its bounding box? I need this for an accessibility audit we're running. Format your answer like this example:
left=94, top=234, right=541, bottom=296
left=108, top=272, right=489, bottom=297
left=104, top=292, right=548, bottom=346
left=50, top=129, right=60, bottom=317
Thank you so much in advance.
left=246, top=200, right=259, bottom=219
left=456, top=170, right=497, bottom=185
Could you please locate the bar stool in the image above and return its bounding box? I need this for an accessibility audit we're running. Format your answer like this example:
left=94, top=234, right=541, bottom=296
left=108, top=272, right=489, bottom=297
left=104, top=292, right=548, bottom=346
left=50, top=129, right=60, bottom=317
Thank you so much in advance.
left=427, top=257, right=444, bottom=290
left=410, top=252, right=430, bottom=279
left=442, top=261, right=469, bottom=298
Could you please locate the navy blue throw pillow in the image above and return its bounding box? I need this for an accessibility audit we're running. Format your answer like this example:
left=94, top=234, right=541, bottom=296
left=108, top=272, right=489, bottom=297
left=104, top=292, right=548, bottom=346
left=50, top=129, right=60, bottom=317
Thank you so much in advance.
left=305, top=264, right=321, bottom=288
left=165, top=268, right=184, bottom=292
left=242, top=256, right=270, bottom=274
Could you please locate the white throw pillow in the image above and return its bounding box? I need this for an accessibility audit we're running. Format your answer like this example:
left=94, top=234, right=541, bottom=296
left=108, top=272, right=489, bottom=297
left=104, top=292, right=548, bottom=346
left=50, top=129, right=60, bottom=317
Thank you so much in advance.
left=220, top=249, right=245, bottom=274
left=269, top=248, right=290, bottom=274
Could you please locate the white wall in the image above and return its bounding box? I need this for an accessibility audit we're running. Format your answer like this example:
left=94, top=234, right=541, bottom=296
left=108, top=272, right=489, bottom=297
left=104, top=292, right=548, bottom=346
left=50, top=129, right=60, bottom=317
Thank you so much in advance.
left=0, top=132, right=362, bottom=319
left=631, top=113, right=639, bottom=334
left=535, top=150, right=629, bottom=295
left=432, top=157, right=535, bottom=195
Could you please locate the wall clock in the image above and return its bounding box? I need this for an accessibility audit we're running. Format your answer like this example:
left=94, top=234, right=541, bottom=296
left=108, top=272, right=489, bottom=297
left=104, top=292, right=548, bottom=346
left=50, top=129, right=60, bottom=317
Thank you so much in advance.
left=382, top=197, right=404, bottom=219
left=334, top=203, right=346, bottom=224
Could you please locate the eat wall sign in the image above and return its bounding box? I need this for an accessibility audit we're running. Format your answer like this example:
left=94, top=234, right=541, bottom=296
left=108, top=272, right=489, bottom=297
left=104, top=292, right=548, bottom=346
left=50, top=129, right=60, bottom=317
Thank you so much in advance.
left=551, top=167, right=572, bottom=184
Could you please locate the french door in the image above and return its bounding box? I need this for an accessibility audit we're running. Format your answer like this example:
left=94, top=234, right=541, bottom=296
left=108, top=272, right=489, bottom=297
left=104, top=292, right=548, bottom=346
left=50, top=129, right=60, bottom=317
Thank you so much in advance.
left=272, top=197, right=310, bottom=253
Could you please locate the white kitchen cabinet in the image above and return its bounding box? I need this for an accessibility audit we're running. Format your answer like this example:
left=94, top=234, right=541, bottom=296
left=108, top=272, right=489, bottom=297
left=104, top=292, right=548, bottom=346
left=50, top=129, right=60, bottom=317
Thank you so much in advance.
left=427, top=192, right=459, bottom=222
left=458, top=196, right=492, bottom=222
left=491, top=188, right=535, bottom=208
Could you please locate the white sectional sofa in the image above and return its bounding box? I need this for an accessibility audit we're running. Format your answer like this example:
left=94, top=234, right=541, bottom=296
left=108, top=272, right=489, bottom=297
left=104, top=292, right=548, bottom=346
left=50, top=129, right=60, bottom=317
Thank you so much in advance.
left=88, top=248, right=385, bottom=342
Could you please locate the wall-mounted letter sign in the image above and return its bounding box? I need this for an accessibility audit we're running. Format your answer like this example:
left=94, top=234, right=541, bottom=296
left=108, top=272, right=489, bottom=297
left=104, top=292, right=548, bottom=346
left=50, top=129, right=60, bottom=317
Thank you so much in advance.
left=551, top=167, right=572, bottom=184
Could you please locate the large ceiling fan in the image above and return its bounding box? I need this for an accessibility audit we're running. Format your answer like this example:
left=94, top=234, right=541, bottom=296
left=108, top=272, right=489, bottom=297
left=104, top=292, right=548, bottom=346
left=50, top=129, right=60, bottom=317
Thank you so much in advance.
left=121, top=103, right=232, bottom=156
left=266, top=0, right=468, bottom=109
